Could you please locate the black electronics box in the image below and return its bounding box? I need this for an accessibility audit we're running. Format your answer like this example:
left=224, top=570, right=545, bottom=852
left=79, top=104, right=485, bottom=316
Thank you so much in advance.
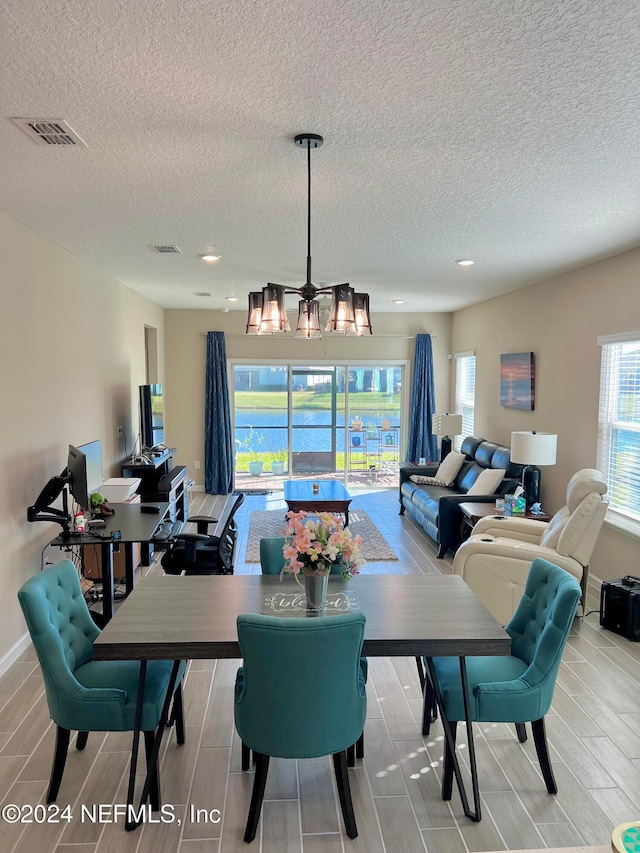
left=600, top=577, right=640, bottom=641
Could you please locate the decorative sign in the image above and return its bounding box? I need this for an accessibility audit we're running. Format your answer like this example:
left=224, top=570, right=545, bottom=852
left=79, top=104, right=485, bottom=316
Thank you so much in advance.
left=262, top=591, right=360, bottom=616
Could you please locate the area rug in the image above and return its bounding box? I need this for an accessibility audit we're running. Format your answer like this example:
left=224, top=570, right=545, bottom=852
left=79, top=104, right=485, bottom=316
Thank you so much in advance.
left=244, top=509, right=398, bottom=563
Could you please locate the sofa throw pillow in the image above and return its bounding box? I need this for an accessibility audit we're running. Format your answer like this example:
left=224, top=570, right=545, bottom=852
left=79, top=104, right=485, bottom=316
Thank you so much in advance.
left=434, top=451, right=466, bottom=487
left=466, top=468, right=506, bottom=496
left=410, top=475, right=448, bottom=486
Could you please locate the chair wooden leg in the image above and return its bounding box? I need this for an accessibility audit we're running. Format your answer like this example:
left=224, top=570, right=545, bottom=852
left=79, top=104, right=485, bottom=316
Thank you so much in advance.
left=241, top=741, right=251, bottom=771
left=144, top=730, right=161, bottom=811
left=515, top=722, right=527, bottom=743
left=421, top=673, right=438, bottom=735
left=244, top=752, right=270, bottom=843
left=332, top=750, right=358, bottom=839
left=531, top=718, right=557, bottom=794
left=356, top=731, right=364, bottom=760
left=346, top=744, right=355, bottom=767
left=347, top=729, right=365, bottom=766
left=171, top=683, right=186, bottom=745
left=76, top=731, right=89, bottom=751
left=47, top=726, right=71, bottom=803
left=442, top=721, right=457, bottom=801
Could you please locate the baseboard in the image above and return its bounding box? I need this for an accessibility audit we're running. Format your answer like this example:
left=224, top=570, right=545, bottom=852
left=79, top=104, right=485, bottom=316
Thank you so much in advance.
left=0, top=631, right=32, bottom=678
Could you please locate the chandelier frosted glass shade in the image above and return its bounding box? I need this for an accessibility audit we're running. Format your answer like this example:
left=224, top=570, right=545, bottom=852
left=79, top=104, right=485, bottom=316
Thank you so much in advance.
left=325, top=284, right=356, bottom=333
left=246, top=285, right=291, bottom=335
left=296, top=300, right=322, bottom=339
left=351, top=293, right=373, bottom=335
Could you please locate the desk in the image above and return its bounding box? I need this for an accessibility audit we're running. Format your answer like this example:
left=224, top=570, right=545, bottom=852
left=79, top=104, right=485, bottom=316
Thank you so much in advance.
left=283, top=480, right=352, bottom=525
left=94, top=574, right=509, bottom=824
left=51, top=502, right=169, bottom=623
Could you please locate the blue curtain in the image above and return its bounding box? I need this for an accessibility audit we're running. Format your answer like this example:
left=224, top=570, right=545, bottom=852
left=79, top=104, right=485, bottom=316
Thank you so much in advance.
left=406, top=334, right=438, bottom=462
left=204, top=331, right=234, bottom=494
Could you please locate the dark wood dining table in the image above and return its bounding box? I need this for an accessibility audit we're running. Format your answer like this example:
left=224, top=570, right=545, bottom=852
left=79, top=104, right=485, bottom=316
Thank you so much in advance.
left=94, top=573, right=510, bottom=826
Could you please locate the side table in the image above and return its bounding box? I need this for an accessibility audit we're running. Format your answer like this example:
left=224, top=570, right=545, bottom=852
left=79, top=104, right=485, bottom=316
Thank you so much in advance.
left=459, top=501, right=551, bottom=542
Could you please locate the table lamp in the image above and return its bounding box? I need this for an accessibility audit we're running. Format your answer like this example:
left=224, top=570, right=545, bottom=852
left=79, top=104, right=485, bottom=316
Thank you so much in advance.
left=432, top=413, right=463, bottom=462
left=510, top=430, right=557, bottom=509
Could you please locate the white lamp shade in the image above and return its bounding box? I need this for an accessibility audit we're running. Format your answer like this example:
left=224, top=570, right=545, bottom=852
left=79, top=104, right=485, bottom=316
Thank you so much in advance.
left=432, top=413, right=463, bottom=437
left=510, top=431, right=557, bottom=466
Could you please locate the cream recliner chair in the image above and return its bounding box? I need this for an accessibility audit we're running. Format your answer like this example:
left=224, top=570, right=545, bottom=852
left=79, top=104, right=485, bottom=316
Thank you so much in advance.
left=453, top=469, right=608, bottom=625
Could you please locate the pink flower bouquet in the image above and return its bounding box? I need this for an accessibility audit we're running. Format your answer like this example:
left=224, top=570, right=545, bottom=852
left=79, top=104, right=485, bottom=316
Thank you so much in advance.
left=281, top=510, right=364, bottom=582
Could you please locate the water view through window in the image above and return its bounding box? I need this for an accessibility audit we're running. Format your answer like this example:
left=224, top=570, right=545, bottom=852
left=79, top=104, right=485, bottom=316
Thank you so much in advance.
left=233, top=364, right=402, bottom=486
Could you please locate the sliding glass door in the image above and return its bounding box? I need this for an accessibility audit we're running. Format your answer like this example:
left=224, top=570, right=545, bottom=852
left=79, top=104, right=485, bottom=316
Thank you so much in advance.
left=233, top=362, right=402, bottom=487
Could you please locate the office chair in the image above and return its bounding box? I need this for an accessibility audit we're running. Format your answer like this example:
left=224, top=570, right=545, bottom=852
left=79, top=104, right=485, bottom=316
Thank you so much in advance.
left=423, top=558, right=581, bottom=815
left=234, top=612, right=367, bottom=842
left=17, top=560, right=186, bottom=805
left=162, top=492, right=245, bottom=575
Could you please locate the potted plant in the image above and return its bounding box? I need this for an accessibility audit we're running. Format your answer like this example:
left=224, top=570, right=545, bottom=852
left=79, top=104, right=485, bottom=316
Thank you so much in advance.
left=351, top=417, right=362, bottom=431
left=271, top=460, right=285, bottom=475
left=239, top=427, right=265, bottom=475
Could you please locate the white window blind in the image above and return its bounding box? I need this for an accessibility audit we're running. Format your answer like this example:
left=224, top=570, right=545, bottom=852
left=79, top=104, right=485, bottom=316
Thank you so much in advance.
left=454, top=353, right=476, bottom=450
left=597, top=335, right=640, bottom=529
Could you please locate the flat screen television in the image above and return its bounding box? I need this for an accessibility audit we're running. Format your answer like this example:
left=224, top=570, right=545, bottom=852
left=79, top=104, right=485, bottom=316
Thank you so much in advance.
left=140, top=383, right=164, bottom=450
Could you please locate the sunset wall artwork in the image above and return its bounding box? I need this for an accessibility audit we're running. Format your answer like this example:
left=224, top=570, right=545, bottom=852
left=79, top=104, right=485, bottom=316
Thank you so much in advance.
left=500, top=352, right=535, bottom=410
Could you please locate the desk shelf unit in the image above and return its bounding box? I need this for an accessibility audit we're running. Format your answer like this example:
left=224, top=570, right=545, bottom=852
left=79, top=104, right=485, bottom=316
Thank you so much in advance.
left=122, top=448, right=189, bottom=537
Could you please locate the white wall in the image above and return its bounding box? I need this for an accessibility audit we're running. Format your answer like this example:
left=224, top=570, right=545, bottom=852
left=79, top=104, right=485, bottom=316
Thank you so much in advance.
left=0, top=212, right=164, bottom=662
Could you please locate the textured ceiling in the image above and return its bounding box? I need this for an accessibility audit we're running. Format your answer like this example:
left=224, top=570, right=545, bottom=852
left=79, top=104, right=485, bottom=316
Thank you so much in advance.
left=1, top=0, right=639, bottom=314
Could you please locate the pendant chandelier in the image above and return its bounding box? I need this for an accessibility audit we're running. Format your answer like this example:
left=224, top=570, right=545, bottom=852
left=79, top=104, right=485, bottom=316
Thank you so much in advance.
left=246, top=133, right=373, bottom=338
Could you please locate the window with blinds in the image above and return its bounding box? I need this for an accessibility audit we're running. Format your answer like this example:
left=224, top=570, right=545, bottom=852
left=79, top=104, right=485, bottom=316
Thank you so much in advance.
left=597, top=333, right=640, bottom=530
left=454, top=353, right=476, bottom=450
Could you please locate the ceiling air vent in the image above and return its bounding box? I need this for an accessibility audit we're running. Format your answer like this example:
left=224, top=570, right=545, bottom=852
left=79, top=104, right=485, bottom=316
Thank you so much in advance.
left=150, top=245, right=182, bottom=254
left=194, top=292, right=212, bottom=297
left=11, top=118, right=88, bottom=147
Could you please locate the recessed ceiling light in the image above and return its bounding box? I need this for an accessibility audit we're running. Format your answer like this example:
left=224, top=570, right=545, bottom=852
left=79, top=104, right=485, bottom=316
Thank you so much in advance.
left=200, top=253, right=221, bottom=262
left=226, top=296, right=238, bottom=302
left=392, top=299, right=405, bottom=304
left=455, top=259, right=475, bottom=266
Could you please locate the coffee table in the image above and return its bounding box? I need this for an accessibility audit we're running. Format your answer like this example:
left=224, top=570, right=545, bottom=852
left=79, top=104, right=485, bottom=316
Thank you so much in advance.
left=283, top=479, right=352, bottom=525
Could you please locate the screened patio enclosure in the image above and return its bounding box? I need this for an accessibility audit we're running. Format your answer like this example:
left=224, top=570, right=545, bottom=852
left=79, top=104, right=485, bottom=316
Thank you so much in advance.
left=232, top=363, right=403, bottom=488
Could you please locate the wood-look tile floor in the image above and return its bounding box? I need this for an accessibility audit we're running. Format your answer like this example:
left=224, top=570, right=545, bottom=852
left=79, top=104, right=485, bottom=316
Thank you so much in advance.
left=2, top=487, right=636, bottom=853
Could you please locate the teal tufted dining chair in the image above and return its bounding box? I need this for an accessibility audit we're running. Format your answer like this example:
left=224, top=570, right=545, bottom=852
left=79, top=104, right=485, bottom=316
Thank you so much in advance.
left=234, top=612, right=367, bottom=842
left=17, top=560, right=186, bottom=804
left=259, top=536, right=344, bottom=576
left=259, top=536, right=367, bottom=765
left=424, top=557, right=581, bottom=803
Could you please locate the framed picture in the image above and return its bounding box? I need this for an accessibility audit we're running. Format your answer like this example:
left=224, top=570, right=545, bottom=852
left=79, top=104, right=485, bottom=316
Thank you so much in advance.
left=500, top=352, right=535, bottom=410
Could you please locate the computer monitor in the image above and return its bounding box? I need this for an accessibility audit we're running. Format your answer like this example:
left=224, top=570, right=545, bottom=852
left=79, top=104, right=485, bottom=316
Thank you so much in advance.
left=67, top=444, right=89, bottom=512
left=78, top=439, right=103, bottom=498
